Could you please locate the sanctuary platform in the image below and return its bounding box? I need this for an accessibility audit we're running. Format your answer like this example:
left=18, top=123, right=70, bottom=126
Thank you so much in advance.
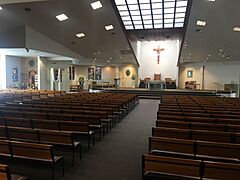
left=103, top=88, right=234, bottom=99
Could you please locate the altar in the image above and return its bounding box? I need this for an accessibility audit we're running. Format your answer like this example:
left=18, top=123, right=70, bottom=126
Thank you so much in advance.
left=149, top=81, right=166, bottom=90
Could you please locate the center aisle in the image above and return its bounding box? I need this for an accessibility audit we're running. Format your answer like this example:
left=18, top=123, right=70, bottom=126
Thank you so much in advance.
left=63, top=99, right=159, bottom=180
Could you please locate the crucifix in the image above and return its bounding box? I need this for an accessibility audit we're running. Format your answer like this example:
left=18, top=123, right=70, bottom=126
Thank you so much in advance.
left=153, top=46, right=165, bottom=64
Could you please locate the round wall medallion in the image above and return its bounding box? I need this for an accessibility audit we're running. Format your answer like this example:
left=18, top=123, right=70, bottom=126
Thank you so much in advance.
left=125, top=69, right=131, bottom=76
left=29, top=60, right=35, bottom=67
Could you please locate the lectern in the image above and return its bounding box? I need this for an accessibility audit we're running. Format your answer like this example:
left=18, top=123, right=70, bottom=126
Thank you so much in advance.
left=114, top=77, right=120, bottom=89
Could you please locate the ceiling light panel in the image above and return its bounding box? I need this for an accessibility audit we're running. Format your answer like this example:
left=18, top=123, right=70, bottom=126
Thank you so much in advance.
left=56, top=14, right=68, bottom=21
left=114, top=0, right=189, bottom=30
left=196, top=20, right=206, bottom=26
left=105, top=24, right=114, bottom=31
left=76, top=33, right=85, bottom=38
left=91, top=1, right=102, bottom=10
left=233, top=27, right=240, bottom=32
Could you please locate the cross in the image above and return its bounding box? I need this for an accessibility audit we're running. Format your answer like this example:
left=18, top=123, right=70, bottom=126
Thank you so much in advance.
left=153, top=46, right=165, bottom=64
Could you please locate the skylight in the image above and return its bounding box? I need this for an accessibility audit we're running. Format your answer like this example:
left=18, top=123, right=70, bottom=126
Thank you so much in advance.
left=114, top=0, right=189, bottom=30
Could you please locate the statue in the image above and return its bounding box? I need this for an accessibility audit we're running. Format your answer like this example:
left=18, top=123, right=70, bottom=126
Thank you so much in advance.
left=78, top=77, right=84, bottom=89
left=153, top=46, right=165, bottom=64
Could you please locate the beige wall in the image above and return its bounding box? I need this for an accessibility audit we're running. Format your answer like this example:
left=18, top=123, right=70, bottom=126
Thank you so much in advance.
left=179, top=62, right=240, bottom=90
left=119, top=65, right=138, bottom=88
left=71, top=65, right=117, bottom=89
left=21, top=57, right=38, bottom=86
left=179, top=65, right=203, bottom=89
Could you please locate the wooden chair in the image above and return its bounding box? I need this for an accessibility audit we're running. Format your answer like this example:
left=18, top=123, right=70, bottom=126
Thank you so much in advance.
left=154, top=74, right=161, bottom=81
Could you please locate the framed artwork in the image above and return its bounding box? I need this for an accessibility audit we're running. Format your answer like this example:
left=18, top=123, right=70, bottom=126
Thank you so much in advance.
left=187, top=70, right=193, bottom=78
left=95, top=67, right=102, bottom=80
left=88, top=68, right=94, bottom=80
left=12, top=67, right=18, bottom=82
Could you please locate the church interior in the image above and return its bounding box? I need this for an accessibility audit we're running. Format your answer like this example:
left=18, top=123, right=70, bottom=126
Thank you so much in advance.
left=0, top=0, right=240, bottom=179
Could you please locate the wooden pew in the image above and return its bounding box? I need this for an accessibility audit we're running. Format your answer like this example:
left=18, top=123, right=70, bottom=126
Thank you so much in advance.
left=0, top=164, right=29, bottom=180
left=149, top=136, right=240, bottom=163
left=38, top=129, right=81, bottom=166
left=10, top=140, right=64, bottom=180
left=152, top=127, right=234, bottom=143
left=156, top=120, right=227, bottom=132
left=7, top=126, right=39, bottom=143
left=204, top=161, right=240, bottom=180
left=149, top=136, right=194, bottom=154
left=3, top=126, right=81, bottom=166
left=142, top=154, right=202, bottom=179
left=59, top=121, right=95, bottom=150
left=0, top=117, right=95, bottom=150
left=0, top=139, right=11, bottom=158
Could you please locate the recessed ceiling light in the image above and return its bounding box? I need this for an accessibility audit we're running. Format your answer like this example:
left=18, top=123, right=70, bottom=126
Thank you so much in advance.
left=91, top=1, right=102, bottom=10
left=105, top=24, right=114, bottom=31
left=56, top=14, right=68, bottom=21
left=196, top=20, right=206, bottom=26
left=233, top=27, right=240, bottom=32
left=76, top=32, right=85, bottom=38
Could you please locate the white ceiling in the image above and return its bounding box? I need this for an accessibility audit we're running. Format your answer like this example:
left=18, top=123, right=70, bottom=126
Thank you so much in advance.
left=0, top=0, right=48, bottom=4
left=0, top=48, right=61, bottom=57
left=179, top=0, right=240, bottom=65
left=1, top=0, right=238, bottom=67
left=0, top=0, right=136, bottom=65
